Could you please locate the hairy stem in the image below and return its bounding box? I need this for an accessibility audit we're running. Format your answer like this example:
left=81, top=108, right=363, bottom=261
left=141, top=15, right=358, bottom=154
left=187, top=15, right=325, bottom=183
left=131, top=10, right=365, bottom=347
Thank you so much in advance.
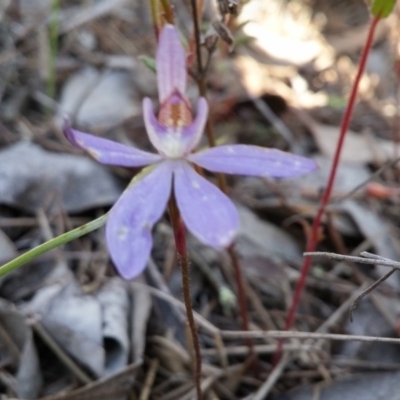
left=188, top=0, right=252, bottom=352
left=273, top=14, right=381, bottom=365
left=228, top=245, right=251, bottom=343
left=168, top=196, right=202, bottom=400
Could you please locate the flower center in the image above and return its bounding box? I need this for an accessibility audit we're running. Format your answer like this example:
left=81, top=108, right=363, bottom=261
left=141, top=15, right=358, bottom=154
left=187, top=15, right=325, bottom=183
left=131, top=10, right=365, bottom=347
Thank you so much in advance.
left=157, top=91, right=194, bottom=158
left=158, top=91, right=192, bottom=129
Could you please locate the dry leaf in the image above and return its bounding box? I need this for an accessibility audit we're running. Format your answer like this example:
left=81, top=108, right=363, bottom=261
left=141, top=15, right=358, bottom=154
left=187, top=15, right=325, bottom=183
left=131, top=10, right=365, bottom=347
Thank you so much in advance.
left=0, top=299, right=42, bottom=399
left=96, top=278, right=130, bottom=375
left=30, top=280, right=105, bottom=377
left=0, top=141, right=121, bottom=213
left=311, top=123, right=396, bottom=164
left=129, top=275, right=152, bottom=364
left=59, top=68, right=140, bottom=130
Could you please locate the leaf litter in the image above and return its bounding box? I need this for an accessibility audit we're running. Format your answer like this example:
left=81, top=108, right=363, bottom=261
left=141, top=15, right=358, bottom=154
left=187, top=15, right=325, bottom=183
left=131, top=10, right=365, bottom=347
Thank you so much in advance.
left=2, top=0, right=400, bottom=398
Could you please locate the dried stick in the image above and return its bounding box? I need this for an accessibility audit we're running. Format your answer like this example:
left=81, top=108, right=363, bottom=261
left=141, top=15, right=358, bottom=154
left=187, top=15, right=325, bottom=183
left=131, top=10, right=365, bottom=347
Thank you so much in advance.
left=305, top=250, right=400, bottom=320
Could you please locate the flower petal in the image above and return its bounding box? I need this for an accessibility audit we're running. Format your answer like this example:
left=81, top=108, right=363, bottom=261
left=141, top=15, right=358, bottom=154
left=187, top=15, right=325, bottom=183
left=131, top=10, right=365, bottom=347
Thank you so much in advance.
left=143, top=97, right=170, bottom=154
left=173, top=161, right=238, bottom=247
left=188, top=145, right=318, bottom=178
left=182, top=97, right=209, bottom=153
left=63, top=119, right=162, bottom=167
left=157, top=24, right=186, bottom=103
left=143, top=97, right=208, bottom=157
left=106, top=163, right=173, bottom=279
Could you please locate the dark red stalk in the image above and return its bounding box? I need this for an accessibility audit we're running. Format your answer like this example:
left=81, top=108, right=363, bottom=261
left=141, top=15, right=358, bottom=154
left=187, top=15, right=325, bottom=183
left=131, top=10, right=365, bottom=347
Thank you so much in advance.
left=169, top=197, right=203, bottom=400
left=273, top=14, right=381, bottom=365
left=228, top=245, right=255, bottom=353
left=188, top=0, right=252, bottom=347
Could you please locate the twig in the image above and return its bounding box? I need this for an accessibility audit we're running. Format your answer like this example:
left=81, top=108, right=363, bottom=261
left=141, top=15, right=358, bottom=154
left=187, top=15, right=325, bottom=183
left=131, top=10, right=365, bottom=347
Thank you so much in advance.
left=333, top=157, right=400, bottom=203
left=129, top=281, right=218, bottom=334
left=201, top=343, right=316, bottom=357
left=252, top=353, right=290, bottom=400
left=305, top=250, right=400, bottom=320
left=220, top=330, right=400, bottom=344
left=31, top=320, right=92, bottom=384
left=349, top=268, right=397, bottom=321
left=0, top=323, right=20, bottom=364
left=130, top=283, right=400, bottom=347
left=304, top=251, right=400, bottom=270
left=139, top=359, right=159, bottom=400
left=249, top=94, right=296, bottom=146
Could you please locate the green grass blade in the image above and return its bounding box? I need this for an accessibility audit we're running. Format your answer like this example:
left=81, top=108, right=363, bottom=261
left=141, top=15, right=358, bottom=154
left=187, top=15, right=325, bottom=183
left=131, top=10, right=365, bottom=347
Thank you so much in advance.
left=0, top=214, right=108, bottom=278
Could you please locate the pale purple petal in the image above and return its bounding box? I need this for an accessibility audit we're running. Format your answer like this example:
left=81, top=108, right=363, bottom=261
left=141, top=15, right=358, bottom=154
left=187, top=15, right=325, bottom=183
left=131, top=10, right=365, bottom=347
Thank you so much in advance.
left=106, top=162, right=173, bottom=279
left=143, top=97, right=208, bottom=157
left=63, top=119, right=162, bottom=167
left=188, top=145, right=318, bottom=178
left=157, top=24, right=186, bottom=103
left=182, top=97, right=209, bottom=153
left=143, top=97, right=170, bottom=154
left=173, top=161, right=238, bottom=248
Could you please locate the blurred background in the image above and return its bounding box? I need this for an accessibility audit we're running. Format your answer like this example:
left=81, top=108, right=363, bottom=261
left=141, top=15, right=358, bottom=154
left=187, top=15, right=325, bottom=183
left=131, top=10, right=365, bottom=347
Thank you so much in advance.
left=1, top=0, right=400, bottom=399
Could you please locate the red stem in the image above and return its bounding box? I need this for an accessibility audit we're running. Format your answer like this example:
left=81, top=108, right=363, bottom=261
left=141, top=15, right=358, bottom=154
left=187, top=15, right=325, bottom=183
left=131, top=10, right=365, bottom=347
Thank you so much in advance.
left=169, top=198, right=203, bottom=400
left=229, top=246, right=250, bottom=331
left=188, top=0, right=252, bottom=348
left=273, top=15, right=381, bottom=364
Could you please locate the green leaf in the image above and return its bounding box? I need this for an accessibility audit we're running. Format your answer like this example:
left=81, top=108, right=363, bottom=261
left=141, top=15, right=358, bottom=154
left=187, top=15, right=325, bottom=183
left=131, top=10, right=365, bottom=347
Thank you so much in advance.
left=139, top=55, right=156, bottom=73
left=0, top=214, right=108, bottom=278
left=371, top=0, right=396, bottom=18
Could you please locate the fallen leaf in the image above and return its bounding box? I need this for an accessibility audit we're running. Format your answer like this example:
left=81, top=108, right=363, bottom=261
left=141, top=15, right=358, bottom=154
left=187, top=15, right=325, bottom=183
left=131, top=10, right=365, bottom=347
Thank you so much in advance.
left=310, top=123, right=396, bottom=164
left=0, top=141, right=122, bottom=213
left=96, top=278, right=130, bottom=375
left=0, top=229, right=17, bottom=264
left=293, top=155, right=371, bottom=197
left=341, top=299, right=400, bottom=363
left=0, top=298, right=42, bottom=399
left=30, top=280, right=105, bottom=377
left=58, top=68, right=140, bottom=130
left=236, top=204, right=302, bottom=266
left=129, top=275, right=152, bottom=364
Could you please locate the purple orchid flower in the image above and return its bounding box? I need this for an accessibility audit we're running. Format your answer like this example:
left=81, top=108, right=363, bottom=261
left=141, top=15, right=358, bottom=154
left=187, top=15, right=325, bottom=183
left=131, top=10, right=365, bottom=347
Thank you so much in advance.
left=63, top=24, right=317, bottom=280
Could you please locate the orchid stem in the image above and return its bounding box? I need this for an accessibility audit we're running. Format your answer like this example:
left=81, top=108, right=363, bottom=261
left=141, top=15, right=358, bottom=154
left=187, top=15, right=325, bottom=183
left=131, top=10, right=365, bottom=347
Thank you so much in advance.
left=168, top=196, right=202, bottom=400
left=228, top=245, right=252, bottom=349
left=272, top=14, right=381, bottom=365
left=189, top=0, right=252, bottom=351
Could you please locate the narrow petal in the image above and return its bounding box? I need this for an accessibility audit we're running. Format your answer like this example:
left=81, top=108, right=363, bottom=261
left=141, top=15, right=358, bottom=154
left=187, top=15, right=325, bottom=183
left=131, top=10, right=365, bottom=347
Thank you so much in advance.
left=157, top=24, right=186, bottom=103
left=182, top=97, right=209, bottom=153
left=188, top=145, right=318, bottom=178
left=143, top=97, right=170, bottom=154
left=173, top=161, right=239, bottom=248
left=63, top=119, right=162, bottom=167
left=106, top=163, right=173, bottom=279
